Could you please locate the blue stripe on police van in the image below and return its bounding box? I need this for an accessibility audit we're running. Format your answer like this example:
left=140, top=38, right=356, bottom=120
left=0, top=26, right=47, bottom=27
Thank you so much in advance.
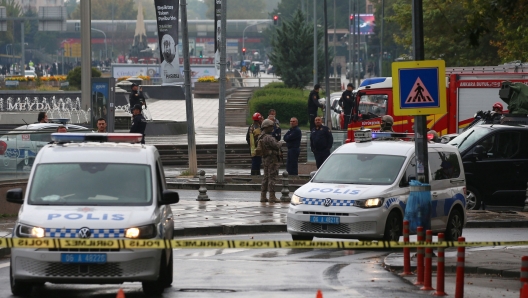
left=302, top=198, right=355, bottom=206
left=44, top=228, right=125, bottom=238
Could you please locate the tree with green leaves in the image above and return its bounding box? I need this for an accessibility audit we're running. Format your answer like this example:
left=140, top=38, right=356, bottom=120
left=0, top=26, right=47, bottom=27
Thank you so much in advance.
left=269, top=10, right=327, bottom=89
left=0, top=0, right=22, bottom=48
left=205, top=0, right=267, bottom=19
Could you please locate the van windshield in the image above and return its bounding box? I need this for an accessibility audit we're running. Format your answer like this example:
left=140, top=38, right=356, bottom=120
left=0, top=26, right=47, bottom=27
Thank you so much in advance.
left=312, top=154, right=406, bottom=185
left=448, top=126, right=491, bottom=153
left=28, top=163, right=152, bottom=206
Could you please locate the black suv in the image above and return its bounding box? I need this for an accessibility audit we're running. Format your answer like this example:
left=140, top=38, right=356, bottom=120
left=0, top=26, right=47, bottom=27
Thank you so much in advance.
left=448, top=122, right=528, bottom=209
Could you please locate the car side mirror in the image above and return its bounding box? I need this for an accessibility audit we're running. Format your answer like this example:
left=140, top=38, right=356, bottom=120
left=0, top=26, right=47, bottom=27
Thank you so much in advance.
left=473, top=145, right=486, bottom=160
left=6, top=188, right=24, bottom=204
left=160, top=190, right=179, bottom=205
left=310, top=171, right=317, bottom=179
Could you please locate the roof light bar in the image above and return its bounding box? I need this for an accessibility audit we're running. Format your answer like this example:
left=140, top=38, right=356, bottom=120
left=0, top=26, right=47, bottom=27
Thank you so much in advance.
left=371, top=132, right=416, bottom=139
left=51, top=133, right=143, bottom=143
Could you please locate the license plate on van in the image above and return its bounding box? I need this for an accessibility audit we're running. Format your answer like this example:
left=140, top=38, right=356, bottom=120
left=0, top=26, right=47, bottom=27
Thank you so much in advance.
left=310, top=216, right=340, bottom=224
left=61, top=253, right=107, bottom=264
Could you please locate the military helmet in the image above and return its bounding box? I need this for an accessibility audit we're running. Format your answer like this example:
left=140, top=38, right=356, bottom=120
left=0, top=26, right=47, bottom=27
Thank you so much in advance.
left=381, top=115, right=394, bottom=125
left=261, top=119, right=274, bottom=128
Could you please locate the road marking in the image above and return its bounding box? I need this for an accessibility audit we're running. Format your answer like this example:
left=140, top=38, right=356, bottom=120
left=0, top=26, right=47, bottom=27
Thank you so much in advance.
left=0, top=262, right=10, bottom=269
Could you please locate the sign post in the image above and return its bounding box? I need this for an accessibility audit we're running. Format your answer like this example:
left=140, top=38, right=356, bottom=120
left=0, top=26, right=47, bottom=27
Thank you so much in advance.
left=392, top=60, right=446, bottom=182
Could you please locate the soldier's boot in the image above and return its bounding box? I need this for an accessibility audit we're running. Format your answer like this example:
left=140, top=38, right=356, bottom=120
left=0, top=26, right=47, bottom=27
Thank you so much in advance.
left=268, top=192, right=280, bottom=203
left=260, top=191, right=268, bottom=202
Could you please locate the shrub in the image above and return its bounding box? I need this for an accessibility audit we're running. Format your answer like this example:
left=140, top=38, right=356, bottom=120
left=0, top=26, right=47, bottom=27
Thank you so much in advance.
left=66, top=67, right=102, bottom=89
left=263, top=82, right=287, bottom=89
left=249, top=87, right=309, bottom=126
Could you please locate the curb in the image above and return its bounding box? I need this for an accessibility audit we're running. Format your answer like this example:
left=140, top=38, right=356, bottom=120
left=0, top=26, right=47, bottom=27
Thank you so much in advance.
left=383, top=255, right=521, bottom=278
left=173, top=224, right=286, bottom=237
left=168, top=182, right=301, bottom=192
left=465, top=220, right=528, bottom=228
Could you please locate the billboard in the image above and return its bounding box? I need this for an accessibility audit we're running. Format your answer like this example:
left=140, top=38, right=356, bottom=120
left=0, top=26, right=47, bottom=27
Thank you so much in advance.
left=350, top=14, right=375, bottom=35
left=154, top=0, right=184, bottom=85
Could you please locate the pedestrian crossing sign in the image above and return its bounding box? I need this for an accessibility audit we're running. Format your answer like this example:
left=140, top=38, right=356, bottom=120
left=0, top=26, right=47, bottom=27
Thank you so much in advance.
left=392, top=60, right=446, bottom=116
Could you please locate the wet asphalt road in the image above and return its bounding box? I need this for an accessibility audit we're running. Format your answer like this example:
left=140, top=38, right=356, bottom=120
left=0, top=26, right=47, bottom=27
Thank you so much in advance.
left=0, top=229, right=526, bottom=298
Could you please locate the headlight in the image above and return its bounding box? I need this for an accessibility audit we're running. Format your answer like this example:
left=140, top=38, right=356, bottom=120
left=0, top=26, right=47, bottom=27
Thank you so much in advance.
left=354, top=198, right=384, bottom=208
left=125, top=224, right=157, bottom=239
left=17, top=224, right=45, bottom=238
left=291, top=194, right=303, bottom=205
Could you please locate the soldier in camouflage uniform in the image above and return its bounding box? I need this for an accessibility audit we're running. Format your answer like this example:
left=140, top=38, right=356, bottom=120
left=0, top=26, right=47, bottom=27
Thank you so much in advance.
left=259, top=119, right=282, bottom=203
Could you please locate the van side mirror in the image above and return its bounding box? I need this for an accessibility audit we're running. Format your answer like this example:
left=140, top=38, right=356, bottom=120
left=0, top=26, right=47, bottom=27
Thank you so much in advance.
left=6, top=188, right=23, bottom=204
left=310, top=171, right=317, bottom=179
left=473, top=145, right=486, bottom=160
left=160, top=190, right=179, bottom=205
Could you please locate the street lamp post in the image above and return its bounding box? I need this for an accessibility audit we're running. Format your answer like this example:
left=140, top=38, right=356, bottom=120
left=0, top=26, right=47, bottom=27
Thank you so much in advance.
left=91, top=28, right=107, bottom=60
left=6, top=44, right=12, bottom=72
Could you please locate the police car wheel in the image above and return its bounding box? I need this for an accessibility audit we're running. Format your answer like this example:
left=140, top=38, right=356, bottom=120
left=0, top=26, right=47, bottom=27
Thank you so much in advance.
left=291, top=235, right=314, bottom=241
left=465, top=186, right=481, bottom=210
left=142, top=251, right=170, bottom=295
left=382, top=211, right=403, bottom=241
left=445, top=209, right=464, bottom=241
left=163, top=250, right=173, bottom=287
left=10, top=264, right=33, bottom=296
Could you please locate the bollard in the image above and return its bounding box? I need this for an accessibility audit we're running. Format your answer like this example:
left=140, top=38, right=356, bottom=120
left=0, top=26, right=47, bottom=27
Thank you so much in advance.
left=521, top=256, right=528, bottom=290
left=414, top=226, right=424, bottom=285
left=524, top=182, right=528, bottom=212
left=434, top=233, right=447, bottom=296
left=455, top=237, right=466, bottom=298
left=280, top=171, right=291, bottom=202
left=421, top=230, right=434, bottom=290
left=400, top=220, right=413, bottom=276
left=196, top=170, right=210, bottom=201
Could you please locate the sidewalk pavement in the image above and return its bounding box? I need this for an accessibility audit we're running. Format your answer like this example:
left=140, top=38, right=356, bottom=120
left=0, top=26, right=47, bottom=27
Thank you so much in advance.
left=384, top=245, right=528, bottom=278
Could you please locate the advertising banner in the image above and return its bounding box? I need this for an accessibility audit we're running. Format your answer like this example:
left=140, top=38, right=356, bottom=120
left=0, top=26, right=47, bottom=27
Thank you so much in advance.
left=214, top=0, right=221, bottom=78
left=350, top=14, right=375, bottom=35
left=154, top=0, right=183, bottom=85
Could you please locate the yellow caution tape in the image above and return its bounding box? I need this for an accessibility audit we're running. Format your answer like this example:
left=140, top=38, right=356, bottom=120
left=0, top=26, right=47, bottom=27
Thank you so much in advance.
left=1, top=238, right=528, bottom=249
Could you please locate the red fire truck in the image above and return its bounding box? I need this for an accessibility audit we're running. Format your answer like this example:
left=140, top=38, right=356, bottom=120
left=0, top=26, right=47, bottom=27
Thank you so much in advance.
left=345, top=65, right=528, bottom=142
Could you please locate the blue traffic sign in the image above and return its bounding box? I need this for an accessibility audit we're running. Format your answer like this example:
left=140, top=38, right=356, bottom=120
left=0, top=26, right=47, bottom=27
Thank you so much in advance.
left=392, top=60, right=446, bottom=116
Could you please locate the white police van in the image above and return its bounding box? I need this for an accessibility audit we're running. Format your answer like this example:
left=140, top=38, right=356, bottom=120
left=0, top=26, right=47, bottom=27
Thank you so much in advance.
left=6, top=133, right=179, bottom=296
left=287, top=130, right=467, bottom=242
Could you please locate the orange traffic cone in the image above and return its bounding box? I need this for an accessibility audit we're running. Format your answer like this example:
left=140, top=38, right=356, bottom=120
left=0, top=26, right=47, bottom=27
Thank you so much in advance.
left=316, top=289, right=323, bottom=298
left=521, top=283, right=528, bottom=298
left=116, top=288, right=125, bottom=298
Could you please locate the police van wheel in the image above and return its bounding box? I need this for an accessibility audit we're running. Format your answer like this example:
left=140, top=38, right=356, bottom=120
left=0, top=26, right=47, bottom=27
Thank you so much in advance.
left=445, top=209, right=464, bottom=241
left=142, top=251, right=169, bottom=296
left=291, top=235, right=314, bottom=241
left=10, top=264, right=33, bottom=296
left=163, top=250, right=173, bottom=287
left=465, top=187, right=481, bottom=210
left=382, top=211, right=402, bottom=242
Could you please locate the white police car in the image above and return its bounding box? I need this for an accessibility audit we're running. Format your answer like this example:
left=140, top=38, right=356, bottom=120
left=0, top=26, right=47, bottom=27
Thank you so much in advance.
left=6, top=133, right=179, bottom=296
left=287, top=130, right=467, bottom=242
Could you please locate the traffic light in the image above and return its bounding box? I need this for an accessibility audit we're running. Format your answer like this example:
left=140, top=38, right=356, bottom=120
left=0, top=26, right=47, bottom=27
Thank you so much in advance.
left=199, top=51, right=203, bottom=58
left=242, top=48, right=246, bottom=55
left=350, top=15, right=353, bottom=20
left=273, top=15, right=279, bottom=25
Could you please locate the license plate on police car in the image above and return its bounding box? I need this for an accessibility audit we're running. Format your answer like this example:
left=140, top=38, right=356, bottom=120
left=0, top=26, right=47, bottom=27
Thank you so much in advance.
left=310, top=216, right=340, bottom=224
left=61, top=253, right=107, bottom=264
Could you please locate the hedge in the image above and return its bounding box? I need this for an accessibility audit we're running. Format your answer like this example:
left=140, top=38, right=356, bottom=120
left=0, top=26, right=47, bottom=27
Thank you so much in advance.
left=249, top=87, right=309, bottom=125
left=263, top=82, right=287, bottom=89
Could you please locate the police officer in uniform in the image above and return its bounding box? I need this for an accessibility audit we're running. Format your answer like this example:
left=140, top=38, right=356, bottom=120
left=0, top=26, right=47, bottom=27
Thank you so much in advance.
left=338, top=83, right=355, bottom=130
left=308, top=84, right=324, bottom=131
left=130, top=104, right=147, bottom=144
left=129, top=83, right=146, bottom=113
left=310, top=117, right=333, bottom=169
left=283, top=117, right=302, bottom=175
left=260, top=119, right=282, bottom=203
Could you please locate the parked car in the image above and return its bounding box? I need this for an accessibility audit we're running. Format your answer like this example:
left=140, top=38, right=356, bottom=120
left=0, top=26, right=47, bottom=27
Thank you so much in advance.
left=448, top=122, right=528, bottom=210
left=0, top=122, right=88, bottom=172
left=267, top=65, right=275, bottom=74
left=24, top=70, right=36, bottom=78
left=330, top=92, right=344, bottom=130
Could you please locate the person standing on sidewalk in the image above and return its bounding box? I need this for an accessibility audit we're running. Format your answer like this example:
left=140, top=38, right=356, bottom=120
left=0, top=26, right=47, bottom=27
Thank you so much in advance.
left=339, top=83, right=355, bottom=130
left=308, top=84, right=324, bottom=131
left=129, top=83, right=146, bottom=113
left=310, top=117, right=333, bottom=169
left=130, top=104, right=147, bottom=144
left=246, top=112, right=263, bottom=175
left=284, top=117, right=302, bottom=175
left=268, top=109, right=281, bottom=141
left=259, top=119, right=282, bottom=203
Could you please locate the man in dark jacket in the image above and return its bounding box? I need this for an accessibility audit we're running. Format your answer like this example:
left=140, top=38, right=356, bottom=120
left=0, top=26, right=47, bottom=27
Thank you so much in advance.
left=129, top=83, right=146, bottom=113
left=310, top=116, right=333, bottom=169
left=338, top=83, right=355, bottom=130
left=283, top=117, right=302, bottom=175
left=130, top=104, right=147, bottom=144
left=308, top=84, right=324, bottom=131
